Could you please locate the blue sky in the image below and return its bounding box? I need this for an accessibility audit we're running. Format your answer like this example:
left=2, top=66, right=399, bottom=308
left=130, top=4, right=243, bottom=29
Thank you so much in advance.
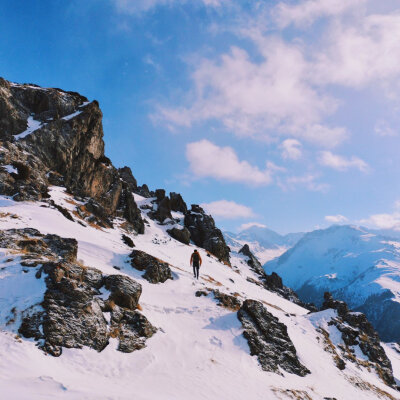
left=1, top=0, right=400, bottom=233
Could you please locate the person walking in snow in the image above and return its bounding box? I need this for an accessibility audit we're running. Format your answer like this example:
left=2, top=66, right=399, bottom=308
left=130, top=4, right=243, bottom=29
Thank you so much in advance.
left=190, top=249, right=202, bottom=279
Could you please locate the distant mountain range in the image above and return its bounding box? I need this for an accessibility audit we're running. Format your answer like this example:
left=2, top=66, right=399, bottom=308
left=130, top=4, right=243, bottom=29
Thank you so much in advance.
left=224, top=226, right=304, bottom=264
left=265, top=224, right=400, bottom=342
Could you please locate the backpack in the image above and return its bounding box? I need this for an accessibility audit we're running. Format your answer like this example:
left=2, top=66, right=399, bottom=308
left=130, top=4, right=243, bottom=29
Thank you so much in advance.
left=192, top=252, right=200, bottom=266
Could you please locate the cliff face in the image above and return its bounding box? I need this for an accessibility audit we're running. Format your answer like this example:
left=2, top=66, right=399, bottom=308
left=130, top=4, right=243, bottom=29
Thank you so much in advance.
left=0, top=78, right=141, bottom=231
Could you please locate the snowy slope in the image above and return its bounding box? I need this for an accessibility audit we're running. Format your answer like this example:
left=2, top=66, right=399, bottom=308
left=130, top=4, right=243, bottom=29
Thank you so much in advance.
left=265, top=225, right=400, bottom=341
left=1, top=190, right=400, bottom=399
left=224, top=226, right=304, bottom=265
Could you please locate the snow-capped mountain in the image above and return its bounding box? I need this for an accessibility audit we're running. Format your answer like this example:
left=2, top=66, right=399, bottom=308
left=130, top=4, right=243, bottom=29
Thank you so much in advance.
left=224, top=226, right=304, bottom=264
left=265, top=224, right=400, bottom=342
left=1, top=78, right=400, bottom=399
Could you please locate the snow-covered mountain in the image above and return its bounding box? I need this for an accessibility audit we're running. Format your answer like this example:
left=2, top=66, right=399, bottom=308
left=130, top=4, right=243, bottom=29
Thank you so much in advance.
left=1, top=79, right=400, bottom=399
left=224, top=226, right=304, bottom=265
left=266, top=224, right=400, bottom=342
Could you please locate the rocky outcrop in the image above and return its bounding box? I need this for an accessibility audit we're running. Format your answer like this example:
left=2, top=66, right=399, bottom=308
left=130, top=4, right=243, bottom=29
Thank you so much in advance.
left=0, top=79, right=144, bottom=234
left=130, top=249, right=173, bottom=284
left=167, top=227, right=191, bottom=245
left=104, top=275, right=142, bottom=310
left=240, top=244, right=316, bottom=312
left=321, top=292, right=395, bottom=387
left=184, top=205, right=230, bottom=263
left=0, top=228, right=156, bottom=357
left=195, top=288, right=242, bottom=311
left=170, top=192, right=187, bottom=214
left=239, top=244, right=264, bottom=276
left=237, top=299, right=310, bottom=376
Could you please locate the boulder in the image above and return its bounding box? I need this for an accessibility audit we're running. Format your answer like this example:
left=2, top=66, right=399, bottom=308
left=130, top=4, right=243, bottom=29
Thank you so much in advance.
left=239, top=244, right=264, bottom=276
left=167, top=227, right=191, bottom=245
left=237, top=299, right=310, bottom=376
left=130, top=249, right=173, bottom=284
left=104, top=275, right=142, bottom=310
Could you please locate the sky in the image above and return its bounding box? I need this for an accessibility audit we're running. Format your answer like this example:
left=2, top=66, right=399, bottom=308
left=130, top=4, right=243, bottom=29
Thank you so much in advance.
left=1, top=0, right=400, bottom=234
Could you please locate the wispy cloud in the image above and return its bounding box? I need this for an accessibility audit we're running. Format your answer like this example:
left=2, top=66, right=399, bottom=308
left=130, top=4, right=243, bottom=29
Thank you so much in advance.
left=359, top=212, right=400, bottom=231
left=113, top=0, right=228, bottom=15
left=238, top=222, right=267, bottom=231
left=201, top=200, right=255, bottom=219
left=280, top=139, right=302, bottom=160
left=272, top=0, right=367, bottom=28
left=374, top=120, right=397, bottom=137
left=186, top=140, right=281, bottom=186
left=325, top=214, right=348, bottom=223
left=318, top=151, right=369, bottom=173
left=279, top=174, right=329, bottom=192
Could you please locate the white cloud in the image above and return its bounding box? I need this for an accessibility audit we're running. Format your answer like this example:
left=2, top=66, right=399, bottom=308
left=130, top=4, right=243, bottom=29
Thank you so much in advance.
left=200, top=200, right=255, bottom=219
left=238, top=222, right=267, bottom=231
left=113, top=0, right=227, bottom=14
left=318, top=151, right=369, bottom=173
left=374, top=120, right=397, bottom=137
left=280, top=139, right=302, bottom=160
left=272, top=0, right=367, bottom=28
left=360, top=212, right=400, bottom=231
left=280, top=174, right=329, bottom=192
left=325, top=214, right=348, bottom=223
left=312, top=12, right=400, bottom=90
left=158, top=40, right=346, bottom=148
left=186, top=140, right=280, bottom=186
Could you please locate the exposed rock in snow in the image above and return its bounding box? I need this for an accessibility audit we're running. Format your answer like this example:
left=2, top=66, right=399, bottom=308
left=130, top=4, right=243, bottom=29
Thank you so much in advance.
left=130, top=249, right=173, bottom=283
left=238, top=299, right=310, bottom=377
left=167, top=226, right=191, bottom=245
left=184, top=204, right=230, bottom=263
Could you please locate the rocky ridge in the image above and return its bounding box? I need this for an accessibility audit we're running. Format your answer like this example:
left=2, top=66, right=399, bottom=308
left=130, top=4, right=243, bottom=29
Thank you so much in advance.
left=1, top=228, right=156, bottom=356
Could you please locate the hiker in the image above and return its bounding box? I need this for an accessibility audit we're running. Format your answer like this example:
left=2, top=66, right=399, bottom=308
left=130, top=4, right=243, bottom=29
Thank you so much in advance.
left=190, top=249, right=202, bottom=279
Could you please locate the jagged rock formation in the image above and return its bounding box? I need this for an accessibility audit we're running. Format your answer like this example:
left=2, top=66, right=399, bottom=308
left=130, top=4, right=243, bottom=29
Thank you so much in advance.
left=237, top=299, right=310, bottom=376
left=240, top=244, right=317, bottom=312
left=170, top=192, right=187, bottom=214
left=239, top=244, right=264, bottom=276
left=130, top=249, right=173, bottom=283
left=0, top=78, right=144, bottom=233
left=184, top=205, right=230, bottom=263
left=321, top=292, right=395, bottom=387
left=0, top=228, right=156, bottom=357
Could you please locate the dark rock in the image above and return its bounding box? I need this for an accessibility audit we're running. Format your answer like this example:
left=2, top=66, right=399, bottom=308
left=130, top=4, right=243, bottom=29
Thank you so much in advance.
left=195, top=290, right=209, bottom=297
left=167, top=227, right=191, bottom=245
left=111, top=309, right=157, bottom=353
left=118, top=166, right=137, bottom=191
left=119, top=187, right=144, bottom=234
left=152, top=196, right=172, bottom=223
left=155, top=189, right=166, bottom=202
left=130, top=249, right=173, bottom=284
left=239, top=244, right=264, bottom=276
left=122, top=234, right=135, bottom=248
left=104, top=275, right=142, bottom=310
left=84, top=199, right=113, bottom=228
left=239, top=244, right=316, bottom=312
left=135, top=184, right=153, bottom=198
left=321, top=292, right=395, bottom=387
left=170, top=192, right=187, bottom=213
left=49, top=200, right=74, bottom=221
left=184, top=205, right=230, bottom=263
left=1, top=228, right=155, bottom=357
left=212, top=290, right=241, bottom=311
left=238, top=299, right=310, bottom=376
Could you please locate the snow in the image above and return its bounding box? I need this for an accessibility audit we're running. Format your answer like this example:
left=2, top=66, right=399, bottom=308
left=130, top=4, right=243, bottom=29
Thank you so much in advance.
left=266, top=224, right=400, bottom=307
left=14, top=116, right=44, bottom=140
left=62, top=110, right=82, bottom=121
left=3, top=165, right=18, bottom=174
left=0, top=189, right=399, bottom=399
